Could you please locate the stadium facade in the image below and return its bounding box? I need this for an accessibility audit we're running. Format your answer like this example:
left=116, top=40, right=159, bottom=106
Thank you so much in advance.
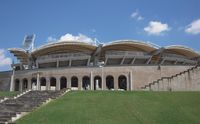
left=0, top=40, right=200, bottom=91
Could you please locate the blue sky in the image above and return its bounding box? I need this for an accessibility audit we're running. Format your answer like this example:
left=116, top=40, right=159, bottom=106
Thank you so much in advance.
left=0, top=0, right=200, bottom=71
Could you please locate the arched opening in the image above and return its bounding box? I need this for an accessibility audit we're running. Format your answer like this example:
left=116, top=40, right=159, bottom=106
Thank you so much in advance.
left=31, top=78, right=37, bottom=90
left=22, top=78, right=28, bottom=91
left=71, top=76, right=78, bottom=90
left=60, top=76, right=67, bottom=90
left=50, top=77, right=56, bottom=90
left=15, top=79, right=20, bottom=91
left=106, top=75, right=114, bottom=90
left=118, top=75, right=127, bottom=90
left=40, top=77, right=46, bottom=90
left=94, top=76, right=102, bottom=90
left=82, top=76, right=90, bottom=90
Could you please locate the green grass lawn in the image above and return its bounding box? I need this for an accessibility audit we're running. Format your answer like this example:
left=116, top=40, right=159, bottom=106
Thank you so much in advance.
left=17, top=91, right=200, bottom=124
left=0, top=91, right=18, bottom=97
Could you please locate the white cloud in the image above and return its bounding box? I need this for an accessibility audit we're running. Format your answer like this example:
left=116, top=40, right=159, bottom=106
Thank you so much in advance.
left=47, top=36, right=57, bottom=42
left=131, top=10, right=144, bottom=21
left=131, top=11, right=139, bottom=18
left=59, top=33, right=96, bottom=45
left=185, top=19, right=200, bottom=35
left=137, top=16, right=144, bottom=21
left=144, top=21, right=170, bottom=35
left=46, top=33, right=97, bottom=45
left=0, top=49, right=12, bottom=67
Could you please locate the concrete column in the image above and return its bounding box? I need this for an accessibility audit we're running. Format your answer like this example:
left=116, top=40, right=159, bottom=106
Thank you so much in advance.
left=56, top=77, right=60, bottom=90
left=10, top=75, right=14, bottom=91
left=36, top=73, right=40, bottom=90
left=19, top=79, right=23, bottom=92
left=67, top=76, right=71, bottom=89
left=103, top=75, right=107, bottom=90
left=46, top=77, right=50, bottom=90
left=78, top=76, right=82, bottom=90
left=90, top=71, right=93, bottom=90
left=28, top=78, right=32, bottom=90
left=56, top=60, right=59, bottom=68
left=129, top=71, right=133, bottom=91
left=114, top=75, right=118, bottom=90
left=10, top=67, right=16, bottom=91
left=101, top=68, right=104, bottom=90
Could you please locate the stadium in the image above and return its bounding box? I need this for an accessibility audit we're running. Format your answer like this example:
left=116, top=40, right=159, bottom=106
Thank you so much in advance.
left=0, top=39, right=200, bottom=92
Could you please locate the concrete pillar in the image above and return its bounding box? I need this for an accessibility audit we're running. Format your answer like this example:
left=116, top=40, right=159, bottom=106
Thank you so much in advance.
left=103, top=75, right=107, bottom=90
left=10, top=67, right=15, bottom=91
left=101, top=68, right=104, bottom=90
left=46, top=77, right=50, bottom=90
left=67, top=76, right=71, bottom=89
left=56, top=77, right=60, bottom=90
left=36, top=73, right=40, bottom=90
left=56, top=60, right=59, bottom=68
left=19, top=79, right=23, bottom=92
left=114, top=75, right=118, bottom=90
left=28, top=78, right=32, bottom=90
left=129, top=71, right=133, bottom=91
left=90, top=72, right=93, bottom=90
left=78, top=76, right=82, bottom=90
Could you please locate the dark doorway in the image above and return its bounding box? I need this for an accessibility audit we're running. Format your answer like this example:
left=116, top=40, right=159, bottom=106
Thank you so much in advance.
left=15, top=79, right=20, bottom=91
left=71, top=76, right=78, bottom=87
left=60, top=77, right=67, bottom=89
left=106, top=75, right=114, bottom=90
left=82, top=76, right=90, bottom=90
left=118, top=75, right=127, bottom=90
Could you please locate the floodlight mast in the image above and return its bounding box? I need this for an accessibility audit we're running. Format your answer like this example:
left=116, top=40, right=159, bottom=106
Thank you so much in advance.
left=22, top=34, right=36, bottom=52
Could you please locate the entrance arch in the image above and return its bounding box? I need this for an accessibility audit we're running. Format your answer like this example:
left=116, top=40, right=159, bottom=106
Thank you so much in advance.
left=40, top=77, right=46, bottom=90
left=22, top=78, right=28, bottom=91
left=15, top=79, right=20, bottom=91
left=118, top=75, right=127, bottom=90
left=31, top=78, right=37, bottom=90
left=82, top=76, right=90, bottom=90
left=71, top=76, right=78, bottom=89
left=50, top=77, right=56, bottom=90
left=94, top=76, right=102, bottom=90
left=60, top=76, right=67, bottom=89
left=106, top=75, right=114, bottom=90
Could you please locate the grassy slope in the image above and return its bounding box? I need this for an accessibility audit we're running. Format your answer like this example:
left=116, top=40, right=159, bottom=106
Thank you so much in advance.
left=17, top=91, right=200, bottom=124
left=0, top=91, right=18, bottom=97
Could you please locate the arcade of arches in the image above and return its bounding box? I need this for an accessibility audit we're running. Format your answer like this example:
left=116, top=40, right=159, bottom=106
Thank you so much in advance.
left=13, top=74, right=131, bottom=91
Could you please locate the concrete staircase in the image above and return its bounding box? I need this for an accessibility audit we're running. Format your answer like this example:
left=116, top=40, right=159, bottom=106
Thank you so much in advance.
left=141, top=64, right=200, bottom=91
left=0, top=89, right=67, bottom=124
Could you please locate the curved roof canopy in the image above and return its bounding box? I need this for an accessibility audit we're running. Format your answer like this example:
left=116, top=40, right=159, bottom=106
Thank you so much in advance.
left=8, top=48, right=28, bottom=64
left=165, top=45, right=200, bottom=58
left=102, top=40, right=157, bottom=53
left=32, top=41, right=97, bottom=57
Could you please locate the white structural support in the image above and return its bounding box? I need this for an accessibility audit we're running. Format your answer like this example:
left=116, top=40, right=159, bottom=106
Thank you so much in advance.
left=101, top=67, right=104, bottom=90
left=90, top=71, right=93, bottom=90
left=129, top=70, right=133, bottom=91
left=10, top=68, right=15, bottom=91
left=36, top=73, right=40, bottom=90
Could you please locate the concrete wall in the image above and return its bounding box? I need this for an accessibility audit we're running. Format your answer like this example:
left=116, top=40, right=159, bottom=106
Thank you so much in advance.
left=1, top=65, right=192, bottom=91
left=145, top=65, right=200, bottom=91
left=0, top=71, right=11, bottom=91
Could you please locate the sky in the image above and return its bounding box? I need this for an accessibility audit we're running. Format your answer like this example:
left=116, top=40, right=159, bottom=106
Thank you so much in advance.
left=0, top=0, right=200, bottom=71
